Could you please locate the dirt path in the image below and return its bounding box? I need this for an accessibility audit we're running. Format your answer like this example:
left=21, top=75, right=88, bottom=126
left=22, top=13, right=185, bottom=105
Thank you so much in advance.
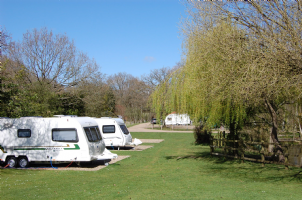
left=128, top=122, right=194, bottom=133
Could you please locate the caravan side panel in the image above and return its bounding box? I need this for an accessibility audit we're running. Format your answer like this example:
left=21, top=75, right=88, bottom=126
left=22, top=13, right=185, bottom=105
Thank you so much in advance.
left=0, top=117, right=109, bottom=165
left=0, top=118, right=51, bottom=162
left=165, top=114, right=191, bottom=125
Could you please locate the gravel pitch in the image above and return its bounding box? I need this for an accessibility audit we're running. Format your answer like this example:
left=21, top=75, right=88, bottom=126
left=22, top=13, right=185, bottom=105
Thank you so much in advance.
left=138, top=139, right=164, bottom=143
left=0, top=155, right=131, bottom=171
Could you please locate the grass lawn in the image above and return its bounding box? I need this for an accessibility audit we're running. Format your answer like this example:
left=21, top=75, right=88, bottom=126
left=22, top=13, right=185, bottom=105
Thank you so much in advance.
left=147, top=127, right=193, bottom=131
left=1, top=132, right=302, bottom=199
left=125, top=123, right=140, bottom=128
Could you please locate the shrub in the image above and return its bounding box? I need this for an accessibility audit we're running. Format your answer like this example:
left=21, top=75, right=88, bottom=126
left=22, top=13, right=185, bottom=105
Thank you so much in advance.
left=194, top=125, right=212, bottom=145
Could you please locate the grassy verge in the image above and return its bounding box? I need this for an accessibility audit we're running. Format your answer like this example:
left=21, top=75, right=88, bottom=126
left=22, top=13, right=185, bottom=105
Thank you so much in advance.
left=147, top=127, right=193, bottom=131
left=125, top=123, right=140, bottom=128
left=1, top=132, right=302, bottom=199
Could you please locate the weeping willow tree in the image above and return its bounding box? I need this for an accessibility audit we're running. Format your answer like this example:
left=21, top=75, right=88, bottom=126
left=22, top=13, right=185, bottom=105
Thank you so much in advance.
left=152, top=1, right=302, bottom=160
left=153, top=20, right=249, bottom=134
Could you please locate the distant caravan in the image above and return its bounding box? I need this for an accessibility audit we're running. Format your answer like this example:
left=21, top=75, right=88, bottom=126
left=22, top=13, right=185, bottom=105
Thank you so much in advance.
left=0, top=116, right=117, bottom=168
left=94, top=117, right=142, bottom=150
left=165, top=114, right=191, bottom=126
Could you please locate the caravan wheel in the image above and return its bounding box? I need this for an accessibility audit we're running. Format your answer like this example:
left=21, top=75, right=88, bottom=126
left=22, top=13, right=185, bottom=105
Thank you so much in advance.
left=18, top=157, right=29, bottom=168
left=6, top=157, right=17, bottom=168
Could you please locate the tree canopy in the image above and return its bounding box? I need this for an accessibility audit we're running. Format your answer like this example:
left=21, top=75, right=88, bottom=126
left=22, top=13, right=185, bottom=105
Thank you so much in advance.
left=152, top=1, right=302, bottom=148
left=0, top=27, right=115, bottom=118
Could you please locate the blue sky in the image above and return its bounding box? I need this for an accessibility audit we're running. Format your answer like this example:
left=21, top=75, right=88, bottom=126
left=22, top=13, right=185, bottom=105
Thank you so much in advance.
left=0, top=0, right=187, bottom=78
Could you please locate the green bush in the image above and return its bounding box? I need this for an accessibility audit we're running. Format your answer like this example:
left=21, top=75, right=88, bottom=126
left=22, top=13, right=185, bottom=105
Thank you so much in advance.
left=194, top=125, right=212, bottom=144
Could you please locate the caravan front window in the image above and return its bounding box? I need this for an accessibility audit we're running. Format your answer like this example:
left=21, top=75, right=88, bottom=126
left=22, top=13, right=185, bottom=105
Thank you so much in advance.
left=52, top=128, right=78, bottom=142
left=84, top=126, right=102, bottom=142
left=120, top=125, right=129, bottom=135
left=103, top=125, right=115, bottom=134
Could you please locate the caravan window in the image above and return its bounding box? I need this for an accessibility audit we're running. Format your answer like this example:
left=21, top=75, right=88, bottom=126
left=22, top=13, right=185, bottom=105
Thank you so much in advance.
left=120, top=125, right=129, bottom=135
left=18, top=129, right=31, bottom=138
left=84, top=126, right=102, bottom=142
left=103, top=125, right=115, bottom=134
left=52, top=128, right=78, bottom=142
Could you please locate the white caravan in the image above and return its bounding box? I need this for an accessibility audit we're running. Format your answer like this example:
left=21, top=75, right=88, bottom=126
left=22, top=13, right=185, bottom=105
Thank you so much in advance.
left=165, top=114, right=191, bottom=125
left=0, top=116, right=117, bottom=168
left=94, top=117, right=133, bottom=149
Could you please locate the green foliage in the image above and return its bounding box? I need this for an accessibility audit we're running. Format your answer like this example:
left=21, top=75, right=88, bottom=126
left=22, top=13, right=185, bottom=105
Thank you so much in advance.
left=102, top=88, right=116, bottom=113
left=194, top=125, right=212, bottom=145
left=153, top=1, right=302, bottom=143
left=0, top=28, right=116, bottom=119
left=79, top=83, right=116, bottom=118
left=3, top=82, right=57, bottom=117
left=152, top=22, right=249, bottom=132
left=0, top=60, right=41, bottom=117
left=0, top=81, right=19, bottom=117
left=48, top=93, right=85, bottom=116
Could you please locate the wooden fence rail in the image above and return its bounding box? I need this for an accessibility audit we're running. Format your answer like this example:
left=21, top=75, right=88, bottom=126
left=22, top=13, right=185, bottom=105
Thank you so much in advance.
left=210, top=133, right=302, bottom=169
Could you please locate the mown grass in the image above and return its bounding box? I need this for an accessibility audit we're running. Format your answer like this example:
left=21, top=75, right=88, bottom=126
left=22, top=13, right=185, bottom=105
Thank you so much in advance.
left=147, top=124, right=194, bottom=131
left=147, top=127, right=193, bottom=131
left=125, top=123, right=140, bottom=128
left=1, top=132, right=302, bottom=199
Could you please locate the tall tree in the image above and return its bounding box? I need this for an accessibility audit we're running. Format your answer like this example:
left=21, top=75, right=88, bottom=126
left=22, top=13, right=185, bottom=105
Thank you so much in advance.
left=153, top=1, right=302, bottom=160
left=107, top=72, right=149, bottom=122
left=0, top=27, right=13, bottom=56
left=107, top=72, right=135, bottom=106
left=77, top=73, right=116, bottom=117
left=205, top=1, right=302, bottom=148
left=8, top=27, right=98, bottom=90
left=1, top=27, right=104, bottom=117
left=153, top=21, right=249, bottom=132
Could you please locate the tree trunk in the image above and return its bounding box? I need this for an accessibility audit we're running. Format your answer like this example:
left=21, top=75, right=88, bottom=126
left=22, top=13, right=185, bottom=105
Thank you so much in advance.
left=296, top=103, right=302, bottom=138
left=229, top=121, right=238, bottom=156
left=265, top=99, right=285, bottom=162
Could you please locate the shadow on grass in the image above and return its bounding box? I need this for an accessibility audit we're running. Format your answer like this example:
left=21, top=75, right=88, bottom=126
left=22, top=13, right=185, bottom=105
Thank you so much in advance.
left=165, top=150, right=302, bottom=183
left=107, top=146, right=134, bottom=150
left=0, top=159, right=110, bottom=170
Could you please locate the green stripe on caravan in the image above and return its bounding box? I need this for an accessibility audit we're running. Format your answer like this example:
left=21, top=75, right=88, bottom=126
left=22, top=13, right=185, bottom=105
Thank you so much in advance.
left=0, top=145, right=7, bottom=153
left=64, top=144, right=80, bottom=150
left=13, top=144, right=80, bottom=151
left=14, top=148, right=47, bottom=150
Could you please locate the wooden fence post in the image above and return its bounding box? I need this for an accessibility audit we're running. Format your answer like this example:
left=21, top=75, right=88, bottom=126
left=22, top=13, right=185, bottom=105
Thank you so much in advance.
left=223, top=138, right=227, bottom=158
left=284, top=145, right=289, bottom=170
left=261, top=153, right=265, bottom=167
left=240, top=140, right=244, bottom=163
left=261, top=142, right=265, bottom=167
left=210, top=138, right=214, bottom=157
left=218, top=131, right=221, bottom=147
left=234, top=138, right=238, bottom=158
left=210, top=135, right=301, bottom=169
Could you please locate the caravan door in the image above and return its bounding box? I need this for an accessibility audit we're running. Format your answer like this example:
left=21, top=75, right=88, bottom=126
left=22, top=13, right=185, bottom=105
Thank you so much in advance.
left=83, top=126, right=104, bottom=160
left=119, top=124, right=132, bottom=145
